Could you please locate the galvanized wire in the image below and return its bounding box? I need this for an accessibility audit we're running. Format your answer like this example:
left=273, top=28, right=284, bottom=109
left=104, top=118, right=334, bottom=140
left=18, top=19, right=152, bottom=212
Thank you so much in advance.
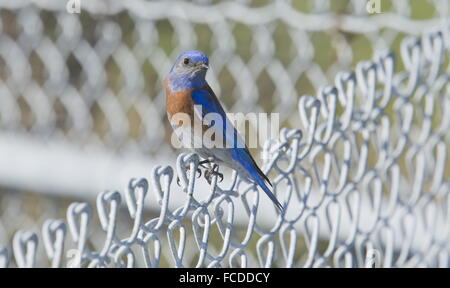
left=0, top=0, right=449, bottom=267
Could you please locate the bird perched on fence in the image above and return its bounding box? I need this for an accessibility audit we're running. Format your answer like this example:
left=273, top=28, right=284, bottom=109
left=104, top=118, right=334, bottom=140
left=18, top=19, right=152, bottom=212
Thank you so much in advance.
left=164, top=50, right=283, bottom=211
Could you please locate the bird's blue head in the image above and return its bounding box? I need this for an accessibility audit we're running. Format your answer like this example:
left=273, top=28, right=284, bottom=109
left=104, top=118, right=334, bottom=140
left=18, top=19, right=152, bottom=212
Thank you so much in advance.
left=167, top=50, right=209, bottom=92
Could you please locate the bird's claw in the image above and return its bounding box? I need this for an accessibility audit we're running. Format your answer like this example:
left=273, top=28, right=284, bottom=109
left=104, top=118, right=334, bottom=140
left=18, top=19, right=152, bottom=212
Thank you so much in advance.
left=176, top=160, right=223, bottom=186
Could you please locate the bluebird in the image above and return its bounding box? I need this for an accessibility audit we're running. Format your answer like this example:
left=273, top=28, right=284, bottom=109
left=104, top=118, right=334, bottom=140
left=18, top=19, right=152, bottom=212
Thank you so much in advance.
left=164, top=50, right=283, bottom=210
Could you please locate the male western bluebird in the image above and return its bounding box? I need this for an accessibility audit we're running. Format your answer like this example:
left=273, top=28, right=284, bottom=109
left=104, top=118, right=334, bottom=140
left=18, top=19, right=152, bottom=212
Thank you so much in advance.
left=164, top=50, right=283, bottom=210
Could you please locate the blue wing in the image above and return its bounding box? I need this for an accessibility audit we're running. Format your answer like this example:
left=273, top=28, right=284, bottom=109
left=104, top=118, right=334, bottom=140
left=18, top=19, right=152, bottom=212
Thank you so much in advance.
left=191, top=88, right=242, bottom=148
left=191, top=87, right=283, bottom=210
left=230, top=147, right=283, bottom=210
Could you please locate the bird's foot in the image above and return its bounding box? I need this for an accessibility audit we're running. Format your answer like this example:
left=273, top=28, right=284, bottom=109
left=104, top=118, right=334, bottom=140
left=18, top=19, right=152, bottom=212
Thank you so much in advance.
left=204, top=164, right=223, bottom=184
left=176, top=165, right=202, bottom=186
left=199, top=158, right=213, bottom=168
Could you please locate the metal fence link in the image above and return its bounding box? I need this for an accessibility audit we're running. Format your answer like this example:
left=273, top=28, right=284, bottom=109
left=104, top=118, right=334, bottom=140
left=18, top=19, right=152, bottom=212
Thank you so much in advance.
left=0, top=0, right=449, bottom=267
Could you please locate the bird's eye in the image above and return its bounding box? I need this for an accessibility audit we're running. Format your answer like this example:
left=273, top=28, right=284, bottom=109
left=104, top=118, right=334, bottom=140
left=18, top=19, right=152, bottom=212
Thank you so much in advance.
left=183, top=58, right=190, bottom=65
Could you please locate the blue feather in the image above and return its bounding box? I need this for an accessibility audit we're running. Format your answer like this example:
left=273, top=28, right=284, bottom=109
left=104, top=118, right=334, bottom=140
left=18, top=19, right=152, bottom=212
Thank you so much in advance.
left=192, top=90, right=283, bottom=211
left=231, top=148, right=283, bottom=210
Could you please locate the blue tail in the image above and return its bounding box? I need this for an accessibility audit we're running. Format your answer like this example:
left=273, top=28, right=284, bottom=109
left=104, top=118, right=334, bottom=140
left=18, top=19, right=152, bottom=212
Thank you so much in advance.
left=231, top=148, right=284, bottom=211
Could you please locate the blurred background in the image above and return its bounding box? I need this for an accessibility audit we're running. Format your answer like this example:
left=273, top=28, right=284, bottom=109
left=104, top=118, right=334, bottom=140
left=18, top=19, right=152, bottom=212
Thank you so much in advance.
left=0, top=0, right=448, bottom=267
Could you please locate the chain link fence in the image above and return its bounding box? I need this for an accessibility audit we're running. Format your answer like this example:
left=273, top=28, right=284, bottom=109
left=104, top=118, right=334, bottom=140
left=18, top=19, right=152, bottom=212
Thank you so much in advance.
left=0, top=0, right=449, bottom=267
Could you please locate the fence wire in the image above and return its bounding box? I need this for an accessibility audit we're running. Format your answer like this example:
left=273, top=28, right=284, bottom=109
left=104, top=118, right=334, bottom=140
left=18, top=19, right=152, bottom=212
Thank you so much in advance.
left=0, top=0, right=449, bottom=267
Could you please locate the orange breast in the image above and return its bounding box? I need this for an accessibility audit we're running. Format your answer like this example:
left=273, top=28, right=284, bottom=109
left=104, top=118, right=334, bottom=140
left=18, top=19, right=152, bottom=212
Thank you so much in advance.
left=165, top=78, right=222, bottom=144
left=165, top=78, right=195, bottom=122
